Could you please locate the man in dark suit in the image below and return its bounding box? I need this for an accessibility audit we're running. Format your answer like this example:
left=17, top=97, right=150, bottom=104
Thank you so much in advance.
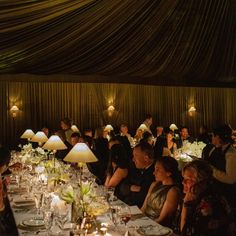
left=176, top=126, right=195, bottom=149
left=116, top=142, right=155, bottom=208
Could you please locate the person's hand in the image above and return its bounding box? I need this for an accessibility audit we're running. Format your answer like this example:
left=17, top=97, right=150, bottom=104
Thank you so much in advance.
left=183, top=190, right=196, bottom=203
left=130, top=185, right=141, bottom=192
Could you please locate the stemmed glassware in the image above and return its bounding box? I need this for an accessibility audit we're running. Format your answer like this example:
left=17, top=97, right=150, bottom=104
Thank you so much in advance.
left=54, top=202, right=69, bottom=233
left=119, top=206, right=131, bottom=235
left=110, top=205, right=121, bottom=228
left=34, top=191, right=43, bottom=215
left=106, top=187, right=115, bottom=203
left=43, top=210, right=53, bottom=236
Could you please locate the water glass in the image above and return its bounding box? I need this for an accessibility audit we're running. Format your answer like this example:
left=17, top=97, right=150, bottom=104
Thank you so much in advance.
left=43, top=210, right=53, bottom=236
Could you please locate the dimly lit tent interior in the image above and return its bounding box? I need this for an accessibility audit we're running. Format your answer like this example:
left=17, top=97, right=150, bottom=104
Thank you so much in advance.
left=1, top=2, right=236, bottom=235
left=0, top=0, right=235, bottom=147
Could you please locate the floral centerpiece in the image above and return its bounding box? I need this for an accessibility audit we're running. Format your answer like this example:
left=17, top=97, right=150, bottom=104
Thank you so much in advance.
left=179, top=141, right=206, bottom=159
left=176, top=141, right=206, bottom=169
left=58, top=180, right=108, bottom=222
left=18, top=144, right=47, bottom=164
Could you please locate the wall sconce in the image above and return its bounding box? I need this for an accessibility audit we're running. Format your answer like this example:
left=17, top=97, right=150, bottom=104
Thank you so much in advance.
left=10, top=105, right=19, bottom=118
left=188, top=106, right=196, bottom=116
left=107, top=105, right=115, bottom=111
left=107, top=105, right=115, bottom=117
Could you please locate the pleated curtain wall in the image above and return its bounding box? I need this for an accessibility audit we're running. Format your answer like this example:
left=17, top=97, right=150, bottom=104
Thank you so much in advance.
left=1, top=80, right=235, bottom=148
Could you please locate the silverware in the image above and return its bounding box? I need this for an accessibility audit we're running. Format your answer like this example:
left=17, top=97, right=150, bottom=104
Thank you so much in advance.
left=21, top=230, right=46, bottom=235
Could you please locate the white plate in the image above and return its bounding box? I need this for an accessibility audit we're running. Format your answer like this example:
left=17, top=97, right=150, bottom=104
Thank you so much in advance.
left=22, top=218, right=45, bottom=227
left=137, top=225, right=173, bottom=236
left=12, top=202, right=35, bottom=209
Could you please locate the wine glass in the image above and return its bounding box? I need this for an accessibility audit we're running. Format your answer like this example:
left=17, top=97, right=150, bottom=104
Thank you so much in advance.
left=119, top=206, right=131, bottom=235
left=34, top=192, right=43, bottom=215
left=55, top=203, right=69, bottom=231
left=43, top=210, right=53, bottom=236
left=110, top=205, right=121, bottom=228
left=106, top=187, right=115, bottom=203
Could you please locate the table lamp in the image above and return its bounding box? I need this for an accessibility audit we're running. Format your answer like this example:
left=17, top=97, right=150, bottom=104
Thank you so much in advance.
left=64, top=143, right=98, bottom=182
left=31, top=131, right=48, bottom=146
left=169, top=124, right=178, bottom=131
left=20, top=129, right=35, bottom=141
left=71, top=125, right=80, bottom=133
left=104, top=124, right=114, bottom=131
left=138, top=124, right=148, bottom=131
left=42, top=135, right=67, bottom=171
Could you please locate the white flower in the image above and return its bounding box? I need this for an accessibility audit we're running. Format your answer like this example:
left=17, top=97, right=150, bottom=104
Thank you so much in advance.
left=178, top=141, right=206, bottom=158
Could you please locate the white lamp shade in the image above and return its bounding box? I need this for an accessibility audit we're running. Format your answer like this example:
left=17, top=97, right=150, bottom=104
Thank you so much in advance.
left=20, top=129, right=35, bottom=139
left=71, top=125, right=80, bottom=132
left=138, top=124, right=148, bottom=131
left=169, top=124, right=178, bottom=130
left=104, top=124, right=114, bottom=131
left=42, top=135, right=67, bottom=150
left=31, top=131, right=48, bottom=143
left=64, top=143, right=98, bottom=163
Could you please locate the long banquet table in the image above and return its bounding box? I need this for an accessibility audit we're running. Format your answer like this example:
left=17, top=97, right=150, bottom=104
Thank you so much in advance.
left=8, top=183, right=175, bottom=236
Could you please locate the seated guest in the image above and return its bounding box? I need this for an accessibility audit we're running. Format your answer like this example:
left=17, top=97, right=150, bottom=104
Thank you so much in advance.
left=70, top=132, right=80, bottom=146
left=156, top=126, right=164, bottom=138
left=180, top=160, right=230, bottom=236
left=116, top=142, right=155, bottom=208
left=197, top=125, right=211, bottom=144
left=92, top=127, right=110, bottom=184
left=120, top=123, right=134, bottom=147
left=176, top=126, right=195, bottom=149
left=142, top=114, right=153, bottom=134
left=134, top=128, right=144, bottom=143
left=141, top=156, right=181, bottom=227
left=60, top=117, right=74, bottom=144
left=41, top=124, right=51, bottom=137
left=54, top=130, right=71, bottom=160
left=209, top=125, right=236, bottom=208
left=140, top=131, right=154, bottom=146
left=153, top=128, right=173, bottom=160
left=104, top=144, right=128, bottom=190
left=83, top=128, right=93, bottom=138
left=0, top=147, right=19, bottom=236
left=164, top=128, right=177, bottom=157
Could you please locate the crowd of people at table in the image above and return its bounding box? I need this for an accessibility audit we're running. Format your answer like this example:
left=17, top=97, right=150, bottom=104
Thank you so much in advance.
left=1, top=114, right=236, bottom=235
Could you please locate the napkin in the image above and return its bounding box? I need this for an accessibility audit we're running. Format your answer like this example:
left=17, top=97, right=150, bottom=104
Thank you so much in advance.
left=129, top=206, right=143, bottom=215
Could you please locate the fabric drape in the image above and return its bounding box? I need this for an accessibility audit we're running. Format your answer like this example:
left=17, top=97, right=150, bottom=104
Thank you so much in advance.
left=0, top=0, right=235, bottom=86
left=0, top=80, right=235, bottom=148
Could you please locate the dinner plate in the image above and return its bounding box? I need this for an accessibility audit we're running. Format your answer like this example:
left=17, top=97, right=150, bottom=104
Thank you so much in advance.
left=22, top=218, right=45, bottom=227
left=137, top=225, right=173, bottom=236
left=14, top=199, right=35, bottom=204
left=8, top=187, right=27, bottom=194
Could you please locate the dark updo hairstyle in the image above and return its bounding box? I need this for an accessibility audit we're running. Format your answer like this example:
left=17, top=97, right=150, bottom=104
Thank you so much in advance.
left=212, top=124, right=233, bottom=144
left=110, top=144, right=128, bottom=169
left=61, top=117, right=72, bottom=128
left=157, top=156, right=180, bottom=183
left=0, top=147, right=11, bottom=168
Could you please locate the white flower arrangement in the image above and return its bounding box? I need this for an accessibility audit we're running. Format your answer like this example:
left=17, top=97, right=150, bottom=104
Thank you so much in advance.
left=34, top=147, right=46, bottom=156
left=177, top=141, right=206, bottom=159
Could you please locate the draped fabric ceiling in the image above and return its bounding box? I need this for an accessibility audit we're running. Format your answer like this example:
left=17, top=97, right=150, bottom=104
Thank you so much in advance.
left=0, top=0, right=235, bottom=86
